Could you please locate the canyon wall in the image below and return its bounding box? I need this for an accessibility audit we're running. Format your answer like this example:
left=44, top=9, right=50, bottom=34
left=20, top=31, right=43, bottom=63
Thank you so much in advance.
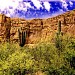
left=0, top=9, right=75, bottom=44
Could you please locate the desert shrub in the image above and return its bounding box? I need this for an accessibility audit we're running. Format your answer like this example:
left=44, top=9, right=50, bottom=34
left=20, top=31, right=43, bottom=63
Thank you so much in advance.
left=43, top=35, right=75, bottom=75
left=29, top=42, right=66, bottom=74
left=0, top=43, right=34, bottom=75
left=0, top=42, right=64, bottom=75
left=45, top=66, right=75, bottom=75
left=63, top=39, right=75, bottom=67
left=0, top=35, right=75, bottom=75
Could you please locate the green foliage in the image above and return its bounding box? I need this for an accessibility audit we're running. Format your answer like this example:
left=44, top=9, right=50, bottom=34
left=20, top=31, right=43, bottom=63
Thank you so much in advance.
left=30, top=43, right=60, bottom=72
left=0, top=43, right=33, bottom=75
left=0, top=36, right=75, bottom=75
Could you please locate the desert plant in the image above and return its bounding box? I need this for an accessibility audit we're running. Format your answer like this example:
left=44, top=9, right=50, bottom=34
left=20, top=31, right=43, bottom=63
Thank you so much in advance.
left=55, top=20, right=63, bottom=50
left=1, top=37, right=75, bottom=75
left=0, top=43, right=34, bottom=75
left=63, top=16, right=66, bottom=25
left=18, top=28, right=27, bottom=47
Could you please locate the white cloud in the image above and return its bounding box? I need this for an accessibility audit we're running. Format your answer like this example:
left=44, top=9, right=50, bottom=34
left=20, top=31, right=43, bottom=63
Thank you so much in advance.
left=0, top=0, right=33, bottom=17
left=23, top=2, right=34, bottom=9
left=0, top=0, right=74, bottom=19
left=31, top=0, right=43, bottom=9
left=43, top=2, right=51, bottom=11
left=69, top=1, right=73, bottom=6
left=0, top=0, right=21, bottom=17
left=60, top=0, right=68, bottom=10
left=24, top=2, right=32, bottom=8
left=0, top=0, right=19, bottom=10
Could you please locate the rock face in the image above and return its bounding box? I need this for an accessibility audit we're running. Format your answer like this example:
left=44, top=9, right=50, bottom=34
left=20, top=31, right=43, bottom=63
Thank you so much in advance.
left=0, top=14, right=11, bottom=42
left=0, top=9, right=75, bottom=44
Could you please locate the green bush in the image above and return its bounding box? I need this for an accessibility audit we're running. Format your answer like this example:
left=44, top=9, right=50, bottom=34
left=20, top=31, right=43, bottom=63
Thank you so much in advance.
left=0, top=43, right=34, bottom=75
left=30, top=42, right=64, bottom=71
left=0, top=36, right=75, bottom=75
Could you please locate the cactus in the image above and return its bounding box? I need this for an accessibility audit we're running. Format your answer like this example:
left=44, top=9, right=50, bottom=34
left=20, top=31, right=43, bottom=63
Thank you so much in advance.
left=63, top=17, right=66, bottom=25
left=41, top=20, right=43, bottom=29
left=58, top=20, right=61, bottom=34
left=18, top=28, right=26, bottom=47
left=55, top=20, right=63, bottom=50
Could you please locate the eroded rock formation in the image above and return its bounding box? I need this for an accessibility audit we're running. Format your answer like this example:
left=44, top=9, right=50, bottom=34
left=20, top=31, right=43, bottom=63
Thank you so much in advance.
left=0, top=9, right=75, bottom=44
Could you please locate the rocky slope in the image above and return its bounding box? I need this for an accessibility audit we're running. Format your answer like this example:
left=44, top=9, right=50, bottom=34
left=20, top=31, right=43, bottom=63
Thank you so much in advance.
left=0, top=9, right=75, bottom=44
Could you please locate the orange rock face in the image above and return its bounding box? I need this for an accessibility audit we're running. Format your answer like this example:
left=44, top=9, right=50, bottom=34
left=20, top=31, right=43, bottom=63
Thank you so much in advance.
left=0, top=9, right=75, bottom=44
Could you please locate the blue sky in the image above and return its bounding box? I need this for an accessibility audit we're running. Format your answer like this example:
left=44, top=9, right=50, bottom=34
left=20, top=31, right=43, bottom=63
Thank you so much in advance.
left=0, top=0, right=75, bottom=19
